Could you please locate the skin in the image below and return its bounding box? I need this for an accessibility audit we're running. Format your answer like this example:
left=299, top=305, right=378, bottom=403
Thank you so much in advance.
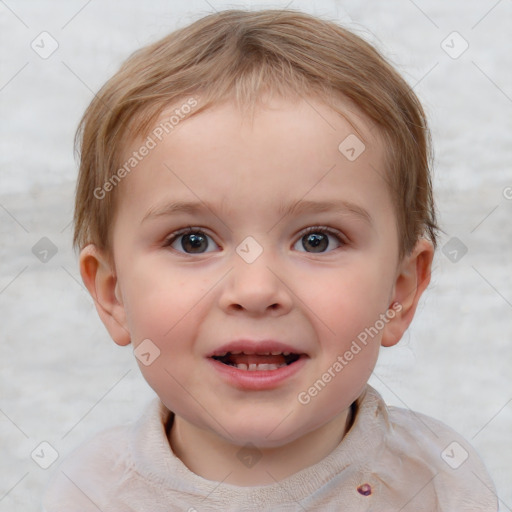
left=80, top=96, right=433, bottom=486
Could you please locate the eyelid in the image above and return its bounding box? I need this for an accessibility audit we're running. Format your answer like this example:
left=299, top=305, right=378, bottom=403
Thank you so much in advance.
left=295, top=225, right=347, bottom=243
left=163, top=226, right=220, bottom=254
left=292, top=225, right=347, bottom=253
left=162, top=225, right=347, bottom=254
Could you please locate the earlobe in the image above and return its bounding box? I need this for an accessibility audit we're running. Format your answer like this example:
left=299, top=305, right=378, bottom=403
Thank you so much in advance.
left=381, top=239, right=434, bottom=348
left=79, top=245, right=131, bottom=346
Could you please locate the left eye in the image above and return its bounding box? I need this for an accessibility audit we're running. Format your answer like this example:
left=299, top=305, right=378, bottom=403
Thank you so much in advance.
left=293, top=228, right=344, bottom=253
left=165, top=229, right=219, bottom=254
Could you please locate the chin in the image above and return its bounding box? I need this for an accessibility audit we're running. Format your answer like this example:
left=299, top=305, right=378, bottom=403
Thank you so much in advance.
left=217, top=415, right=307, bottom=449
left=229, top=431, right=297, bottom=449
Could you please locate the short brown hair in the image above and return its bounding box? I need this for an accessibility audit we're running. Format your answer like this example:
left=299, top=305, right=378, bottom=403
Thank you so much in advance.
left=73, top=8, right=439, bottom=260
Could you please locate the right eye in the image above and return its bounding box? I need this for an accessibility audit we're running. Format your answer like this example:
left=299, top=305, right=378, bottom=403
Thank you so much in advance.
left=164, top=228, right=220, bottom=254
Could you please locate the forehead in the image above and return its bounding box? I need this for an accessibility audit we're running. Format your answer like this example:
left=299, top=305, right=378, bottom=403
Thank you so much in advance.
left=115, top=96, right=391, bottom=227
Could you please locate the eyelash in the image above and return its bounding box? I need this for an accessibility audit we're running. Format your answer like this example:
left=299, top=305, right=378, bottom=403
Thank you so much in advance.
left=162, top=225, right=347, bottom=253
left=162, top=226, right=208, bottom=247
left=297, top=225, right=346, bottom=246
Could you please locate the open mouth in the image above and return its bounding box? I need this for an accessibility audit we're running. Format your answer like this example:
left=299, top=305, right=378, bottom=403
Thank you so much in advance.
left=211, top=351, right=302, bottom=371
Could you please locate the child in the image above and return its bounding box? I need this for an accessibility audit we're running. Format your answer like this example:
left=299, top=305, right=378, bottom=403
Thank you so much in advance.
left=43, top=8, right=497, bottom=511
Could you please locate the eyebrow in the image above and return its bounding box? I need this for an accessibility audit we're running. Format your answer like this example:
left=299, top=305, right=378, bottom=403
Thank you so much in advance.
left=141, top=198, right=372, bottom=226
left=141, top=200, right=226, bottom=224
left=277, top=199, right=372, bottom=225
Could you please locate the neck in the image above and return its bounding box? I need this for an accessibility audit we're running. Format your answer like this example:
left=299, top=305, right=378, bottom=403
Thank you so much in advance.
left=168, top=405, right=354, bottom=486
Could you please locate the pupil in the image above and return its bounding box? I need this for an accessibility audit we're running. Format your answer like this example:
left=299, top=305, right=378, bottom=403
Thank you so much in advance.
left=303, top=233, right=328, bottom=252
left=182, top=233, right=207, bottom=253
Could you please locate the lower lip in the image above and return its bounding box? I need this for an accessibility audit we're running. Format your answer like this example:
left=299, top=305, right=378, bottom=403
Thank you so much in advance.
left=207, top=356, right=308, bottom=390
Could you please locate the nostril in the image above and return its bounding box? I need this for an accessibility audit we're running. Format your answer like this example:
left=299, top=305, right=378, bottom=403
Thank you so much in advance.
left=229, top=303, right=280, bottom=312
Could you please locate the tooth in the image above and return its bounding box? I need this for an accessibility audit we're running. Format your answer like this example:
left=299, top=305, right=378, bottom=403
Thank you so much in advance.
left=283, top=352, right=290, bottom=356
left=217, top=352, right=227, bottom=357
left=271, top=351, right=281, bottom=355
left=234, top=362, right=287, bottom=371
left=258, top=363, right=282, bottom=370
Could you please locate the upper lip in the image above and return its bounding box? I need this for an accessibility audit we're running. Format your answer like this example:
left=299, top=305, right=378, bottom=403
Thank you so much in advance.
left=207, top=339, right=308, bottom=358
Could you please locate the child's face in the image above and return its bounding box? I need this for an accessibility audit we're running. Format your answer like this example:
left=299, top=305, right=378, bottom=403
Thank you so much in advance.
left=85, top=96, right=430, bottom=449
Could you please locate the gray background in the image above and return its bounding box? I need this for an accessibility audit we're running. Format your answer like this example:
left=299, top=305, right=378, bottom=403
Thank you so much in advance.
left=1, top=0, right=511, bottom=510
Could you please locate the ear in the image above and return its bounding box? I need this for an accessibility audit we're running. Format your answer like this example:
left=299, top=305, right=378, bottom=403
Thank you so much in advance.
left=381, top=238, right=434, bottom=348
left=79, top=244, right=131, bottom=346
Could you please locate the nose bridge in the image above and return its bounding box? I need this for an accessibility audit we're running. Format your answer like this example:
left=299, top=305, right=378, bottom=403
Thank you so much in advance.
left=219, top=237, right=292, bottom=315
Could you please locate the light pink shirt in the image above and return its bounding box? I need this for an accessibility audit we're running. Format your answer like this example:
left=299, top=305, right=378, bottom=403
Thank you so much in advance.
left=43, top=385, right=497, bottom=511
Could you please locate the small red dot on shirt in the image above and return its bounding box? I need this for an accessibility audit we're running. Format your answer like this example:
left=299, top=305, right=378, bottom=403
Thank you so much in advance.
left=357, top=483, right=372, bottom=496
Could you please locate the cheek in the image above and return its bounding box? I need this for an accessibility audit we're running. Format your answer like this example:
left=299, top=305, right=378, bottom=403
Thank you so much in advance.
left=305, top=258, right=393, bottom=338
left=119, top=261, right=210, bottom=341
left=120, top=264, right=209, bottom=411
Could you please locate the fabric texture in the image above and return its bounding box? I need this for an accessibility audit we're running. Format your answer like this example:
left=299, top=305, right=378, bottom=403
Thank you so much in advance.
left=43, top=385, right=498, bottom=511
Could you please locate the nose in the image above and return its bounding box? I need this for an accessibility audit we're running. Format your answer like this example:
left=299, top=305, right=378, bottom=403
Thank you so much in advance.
left=218, top=253, right=293, bottom=317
